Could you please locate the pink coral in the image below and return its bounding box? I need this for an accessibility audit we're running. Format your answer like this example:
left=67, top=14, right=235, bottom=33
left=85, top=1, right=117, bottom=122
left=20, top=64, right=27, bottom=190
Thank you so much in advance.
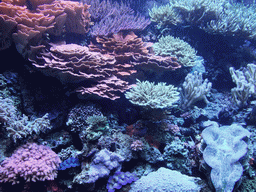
left=0, top=143, right=61, bottom=184
left=131, top=140, right=144, bottom=151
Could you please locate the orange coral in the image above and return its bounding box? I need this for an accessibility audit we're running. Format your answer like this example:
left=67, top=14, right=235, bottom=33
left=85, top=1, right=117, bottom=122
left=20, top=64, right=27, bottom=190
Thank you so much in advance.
left=2, top=0, right=54, bottom=10
left=30, top=42, right=136, bottom=99
left=37, top=0, right=91, bottom=35
left=89, top=31, right=148, bottom=63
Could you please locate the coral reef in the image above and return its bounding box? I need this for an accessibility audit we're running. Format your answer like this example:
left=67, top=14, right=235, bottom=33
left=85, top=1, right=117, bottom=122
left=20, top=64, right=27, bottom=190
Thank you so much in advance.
left=0, top=143, right=61, bottom=184
left=149, top=0, right=256, bottom=39
left=229, top=63, right=256, bottom=107
left=130, top=167, right=203, bottom=191
left=58, top=157, right=80, bottom=171
left=1, top=0, right=256, bottom=191
left=181, top=71, right=212, bottom=109
left=125, top=79, right=180, bottom=109
left=107, top=171, right=138, bottom=192
left=0, top=97, right=51, bottom=142
left=202, top=121, right=251, bottom=192
left=153, top=35, right=198, bottom=67
left=73, top=149, right=124, bottom=184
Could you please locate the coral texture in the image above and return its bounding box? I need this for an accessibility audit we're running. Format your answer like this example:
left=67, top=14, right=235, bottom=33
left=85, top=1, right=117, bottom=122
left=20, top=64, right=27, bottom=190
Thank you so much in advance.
left=149, top=0, right=256, bottom=39
left=84, top=0, right=150, bottom=36
left=107, top=171, right=138, bottom=192
left=73, top=149, right=124, bottom=184
left=202, top=121, right=251, bottom=192
left=31, top=32, right=180, bottom=100
left=125, top=79, right=180, bottom=109
left=130, top=167, right=202, bottom=192
left=0, top=0, right=91, bottom=56
left=229, top=63, right=256, bottom=107
left=0, top=143, right=61, bottom=184
left=153, top=35, right=198, bottom=67
left=0, top=97, right=51, bottom=142
left=58, top=157, right=80, bottom=170
left=181, top=71, right=212, bottom=108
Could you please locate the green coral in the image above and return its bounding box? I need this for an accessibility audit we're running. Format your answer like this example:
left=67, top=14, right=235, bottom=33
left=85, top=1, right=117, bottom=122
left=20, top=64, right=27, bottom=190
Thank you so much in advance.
left=149, top=0, right=256, bottom=39
left=85, top=115, right=109, bottom=140
left=152, top=35, right=198, bottom=67
left=125, top=79, right=180, bottom=109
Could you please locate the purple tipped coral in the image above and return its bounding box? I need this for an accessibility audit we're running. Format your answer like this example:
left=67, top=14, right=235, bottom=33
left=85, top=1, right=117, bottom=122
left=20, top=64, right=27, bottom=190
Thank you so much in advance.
left=107, top=171, right=138, bottom=192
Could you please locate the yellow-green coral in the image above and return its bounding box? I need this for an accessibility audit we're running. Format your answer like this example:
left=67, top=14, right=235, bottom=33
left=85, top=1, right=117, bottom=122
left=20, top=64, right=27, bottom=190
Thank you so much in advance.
left=149, top=0, right=256, bottom=39
left=125, top=79, right=180, bottom=109
left=152, top=35, right=198, bottom=67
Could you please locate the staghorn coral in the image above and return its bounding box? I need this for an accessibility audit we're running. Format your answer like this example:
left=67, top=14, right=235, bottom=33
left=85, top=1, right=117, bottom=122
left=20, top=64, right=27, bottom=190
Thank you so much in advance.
left=149, top=0, right=256, bottom=39
left=0, top=143, right=61, bottom=184
left=152, top=35, right=198, bottom=67
left=85, top=0, right=150, bottom=36
left=125, top=79, right=180, bottom=109
left=0, top=97, right=51, bottom=142
left=84, top=0, right=134, bottom=21
left=149, top=0, right=221, bottom=27
left=91, top=13, right=151, bottom=37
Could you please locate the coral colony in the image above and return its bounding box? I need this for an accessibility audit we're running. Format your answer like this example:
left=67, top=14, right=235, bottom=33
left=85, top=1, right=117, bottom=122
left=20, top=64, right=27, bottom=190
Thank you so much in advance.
left=1, top=0, right=256, bottom=191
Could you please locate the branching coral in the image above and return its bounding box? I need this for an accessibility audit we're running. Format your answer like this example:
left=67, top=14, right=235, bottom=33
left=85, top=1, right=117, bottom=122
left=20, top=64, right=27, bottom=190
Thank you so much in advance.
left=149, top=0, right=256, bottom=39
left=84, top=0, right=150, bottom=36
left=0, top=97, right=51, bottom=142
left=125, top=79, right=180, bottom=109
left=152, top=35, right=198, bottom=67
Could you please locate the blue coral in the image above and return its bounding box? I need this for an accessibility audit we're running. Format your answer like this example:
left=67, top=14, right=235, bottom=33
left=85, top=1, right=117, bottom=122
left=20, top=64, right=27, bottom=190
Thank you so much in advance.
left=58, top=157, right=80, bottom=170
left=107, top=171, right=138, bottom=192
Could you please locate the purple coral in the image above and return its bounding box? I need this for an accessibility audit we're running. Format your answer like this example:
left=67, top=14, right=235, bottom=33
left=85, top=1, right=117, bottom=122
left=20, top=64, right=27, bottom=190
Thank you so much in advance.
left=107, top=171, right=138, bottom=192
left=0, top=143, right=61, bottom=184
left=91, top=13, right=151, bottom=36
left=86, top=0, right=150, bottom=36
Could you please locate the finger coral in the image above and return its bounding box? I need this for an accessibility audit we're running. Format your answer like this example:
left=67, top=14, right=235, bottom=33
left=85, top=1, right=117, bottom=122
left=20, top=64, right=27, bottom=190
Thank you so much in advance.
left=0, top=143, right=61, bottom=184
